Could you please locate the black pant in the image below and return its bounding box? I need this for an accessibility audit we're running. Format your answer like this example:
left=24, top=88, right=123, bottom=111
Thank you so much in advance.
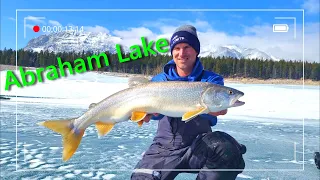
left=131, top=131, right=246, bottom=180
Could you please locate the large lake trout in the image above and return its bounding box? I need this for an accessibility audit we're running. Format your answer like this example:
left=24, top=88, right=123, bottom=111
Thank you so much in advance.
left=38, top=77, right=245, bottom=161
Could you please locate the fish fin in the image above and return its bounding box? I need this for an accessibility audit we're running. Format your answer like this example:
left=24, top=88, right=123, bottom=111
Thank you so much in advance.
left=137, top=120, right=144, bottom=127
left=130, top=111, right=147, bottom=122
left=63, top=129, right=85, bottom=162
left=89, top=103, right=97, bottom=109
left=95, top=121, right=115, bottom=137
left=128, top=76, right=150, bottom=87
left=182, top=106, right=208, bottom=122
left=37, top=118, right=84, bottom=162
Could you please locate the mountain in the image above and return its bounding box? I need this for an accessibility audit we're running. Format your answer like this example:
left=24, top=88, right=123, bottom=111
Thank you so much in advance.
left=199, top=44, right=279, bottom=61
left=24, top=31, right=129, bottom=54
left=24, top=31, right=278, bottom=61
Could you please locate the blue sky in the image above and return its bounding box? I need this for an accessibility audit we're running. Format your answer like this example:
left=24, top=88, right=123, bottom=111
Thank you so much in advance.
left=1, top=0, right=319, bottom=62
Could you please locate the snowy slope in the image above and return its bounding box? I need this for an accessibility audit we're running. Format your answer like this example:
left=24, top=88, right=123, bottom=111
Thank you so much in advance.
left=24, top=31, right=128, bottom=54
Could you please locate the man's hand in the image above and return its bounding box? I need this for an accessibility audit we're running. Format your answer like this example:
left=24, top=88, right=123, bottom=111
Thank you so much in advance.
left=142, top=113, right=159, bottom=123
left=209, top=109, right=228, bottom=116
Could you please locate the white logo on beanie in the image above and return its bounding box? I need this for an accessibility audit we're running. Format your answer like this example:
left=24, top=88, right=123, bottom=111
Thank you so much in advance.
left=172, top=35, right=178, bottom=40
left=172, top=36, right=185, bottom=44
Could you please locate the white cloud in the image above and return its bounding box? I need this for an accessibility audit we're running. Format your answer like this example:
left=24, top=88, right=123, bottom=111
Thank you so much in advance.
left=142, top=18, right=212, bottom=33
left=302, top=0, right=320, bottom=14
left=195, top=22, right=319, bottom=62
left=8, top=17, right=15, bottom=21
left=48, top=20, right=62, bottom=26
left=25, top=16, right=46, bottom=31
left=26, top=24, right=34, bottom=30
left=122, top=19, right=319, bottom=62
left=21, top=17, right=319, bottom=62
left=113, top=27, right=154, bottom=38
left=25, top=16, right=46, bottom=24
left=112, top=27, right=157, bottom=47
left=193, top=19, right=212, bottom=30
left=84, top=25, right=110, bottom=34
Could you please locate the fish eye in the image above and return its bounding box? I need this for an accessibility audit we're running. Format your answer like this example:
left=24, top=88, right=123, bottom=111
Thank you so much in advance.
left=228, top=90, right=233, bottom=95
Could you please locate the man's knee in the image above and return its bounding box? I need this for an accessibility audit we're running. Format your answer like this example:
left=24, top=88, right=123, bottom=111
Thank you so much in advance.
left=131, top=170, right=161, bottom=180
left=131, top=173, right=159, bottom=180
left=202, top=131, right=246, bottom=170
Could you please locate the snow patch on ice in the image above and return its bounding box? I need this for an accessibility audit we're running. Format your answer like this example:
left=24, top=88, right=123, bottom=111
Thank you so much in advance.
left=102, top=174, right=116, bottom=179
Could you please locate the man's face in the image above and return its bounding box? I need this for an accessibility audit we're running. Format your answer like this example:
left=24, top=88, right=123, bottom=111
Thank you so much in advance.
left=172, top=43, right=198, bottom=73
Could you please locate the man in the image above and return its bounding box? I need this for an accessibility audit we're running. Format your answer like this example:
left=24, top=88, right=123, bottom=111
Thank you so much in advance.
left=131, top=25, right=246, bottom=180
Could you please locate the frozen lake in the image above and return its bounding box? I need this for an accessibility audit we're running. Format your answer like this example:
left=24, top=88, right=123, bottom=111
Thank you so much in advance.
left=0, top=71, right=319, bottom=179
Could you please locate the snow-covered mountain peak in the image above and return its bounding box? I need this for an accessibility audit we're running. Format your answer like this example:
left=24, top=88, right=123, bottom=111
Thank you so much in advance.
left=24, top=31, right=279, bottom=61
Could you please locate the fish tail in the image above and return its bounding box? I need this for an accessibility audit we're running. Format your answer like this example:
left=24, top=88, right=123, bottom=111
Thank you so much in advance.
left=37, top=118, right=85, bottom=162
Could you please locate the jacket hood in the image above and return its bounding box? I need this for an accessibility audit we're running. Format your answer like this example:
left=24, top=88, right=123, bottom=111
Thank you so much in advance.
left=163, top=58, right=204, bottom=81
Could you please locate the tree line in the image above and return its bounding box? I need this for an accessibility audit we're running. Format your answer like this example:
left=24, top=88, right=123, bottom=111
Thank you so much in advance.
left=1, top=48, right=319, bottom=81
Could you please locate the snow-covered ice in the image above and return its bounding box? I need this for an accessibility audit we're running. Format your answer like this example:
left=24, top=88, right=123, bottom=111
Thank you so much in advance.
left=0, top=70, right=319, bottom=179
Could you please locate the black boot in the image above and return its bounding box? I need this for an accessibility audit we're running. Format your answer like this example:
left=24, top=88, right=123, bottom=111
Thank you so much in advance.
left=315, top=152, right=320, bottom=169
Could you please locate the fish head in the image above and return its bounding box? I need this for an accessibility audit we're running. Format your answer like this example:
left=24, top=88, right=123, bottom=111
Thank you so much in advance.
left=202, top=85, right=245, bottom=112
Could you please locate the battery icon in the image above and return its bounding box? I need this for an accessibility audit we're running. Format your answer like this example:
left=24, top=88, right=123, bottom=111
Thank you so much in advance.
left=273, top=24, right=289, bottom=32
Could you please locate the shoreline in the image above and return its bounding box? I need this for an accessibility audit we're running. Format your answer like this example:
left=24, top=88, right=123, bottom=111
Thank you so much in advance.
left=1, top=64, right=319, bottom=86
left=101, top=71, right=319, bottom=86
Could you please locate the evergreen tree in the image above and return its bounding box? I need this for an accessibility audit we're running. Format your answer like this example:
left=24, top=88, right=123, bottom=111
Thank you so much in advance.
left=0, top=48, right=319, bottom=82
left=310, top=63, right=320, bottom=80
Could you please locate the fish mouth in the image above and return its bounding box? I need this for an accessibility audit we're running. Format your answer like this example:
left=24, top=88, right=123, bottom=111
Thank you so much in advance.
left=230, top=96, right=245, bottom=107
left=231, top=100, right=245, bottom=107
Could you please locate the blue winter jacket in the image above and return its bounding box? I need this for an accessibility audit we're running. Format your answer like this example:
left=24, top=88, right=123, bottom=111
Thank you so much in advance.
left=150, top=58, right=224, bottom=126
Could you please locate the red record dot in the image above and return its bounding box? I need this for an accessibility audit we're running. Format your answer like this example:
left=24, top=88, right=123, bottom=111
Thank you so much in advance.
left=33, top=25, right=40, bottom=32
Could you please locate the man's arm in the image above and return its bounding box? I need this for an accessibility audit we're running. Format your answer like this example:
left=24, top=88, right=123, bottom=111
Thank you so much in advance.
left=207, top=73, right=224, bottom=86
